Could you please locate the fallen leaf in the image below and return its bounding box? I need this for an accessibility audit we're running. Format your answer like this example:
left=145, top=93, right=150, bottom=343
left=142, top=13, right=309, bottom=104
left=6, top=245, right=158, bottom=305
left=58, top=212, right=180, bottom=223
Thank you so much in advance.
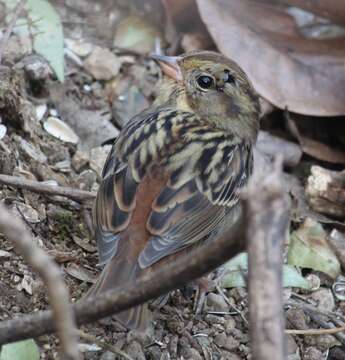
left=300, top=136, right=345, bottom=164
left=0, top=339, right=39, bottom=360
left=20, top=274, right=34, bottom=295
left=72, top=236, right=97, bottom=253
left=221, top=252, right=311, bottom=289
left=65, top=263, right=96, bottom=283
left=196, top=0, right=345, bottom=116
left=26, top=0, right=64, bottom=82
left=287, top=218, right=341, bottom=278
left=287, top=117, right=345, bottom=164
left=43, top=117, right=79, bottom=144
left=259, top=0, right=345, bottom=26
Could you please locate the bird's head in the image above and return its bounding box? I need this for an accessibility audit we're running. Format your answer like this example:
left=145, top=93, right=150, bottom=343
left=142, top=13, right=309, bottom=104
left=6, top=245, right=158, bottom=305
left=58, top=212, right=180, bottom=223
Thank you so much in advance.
left=152, top=51, right=260, bottom=142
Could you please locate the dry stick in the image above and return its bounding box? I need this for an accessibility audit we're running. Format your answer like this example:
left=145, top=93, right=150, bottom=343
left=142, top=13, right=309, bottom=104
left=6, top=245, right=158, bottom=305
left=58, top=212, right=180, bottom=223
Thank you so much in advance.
left=0, top=0, right=26, bottom=64
left=0, top=203, right=79, bottom=360
left=286, top=326, right=345, bottom=336
left=247, top=159, right=289, bottom=360
left=0, top=174, right=96, bottom=202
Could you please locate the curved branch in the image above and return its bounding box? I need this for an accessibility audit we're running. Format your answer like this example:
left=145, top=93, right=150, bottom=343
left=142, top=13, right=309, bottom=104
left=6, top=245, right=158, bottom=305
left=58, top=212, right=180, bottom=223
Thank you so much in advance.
left=0, top=203, right=79, bottom=359
left=0, top=208, right=246, bottom=343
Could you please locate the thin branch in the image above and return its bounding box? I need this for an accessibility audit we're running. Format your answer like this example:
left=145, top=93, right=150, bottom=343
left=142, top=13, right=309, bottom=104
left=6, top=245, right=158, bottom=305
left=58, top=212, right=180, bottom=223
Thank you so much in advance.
left=0, top=203, right=79, bottom=360
left=247, top=158, right=289, bottom=360
left=0, top=174, right=96, bottom=202
left=0, top=0, right=26, bottom=64
left=286, top=327, right=345, bottom=336
left=78, top=330, right=134, bottom=360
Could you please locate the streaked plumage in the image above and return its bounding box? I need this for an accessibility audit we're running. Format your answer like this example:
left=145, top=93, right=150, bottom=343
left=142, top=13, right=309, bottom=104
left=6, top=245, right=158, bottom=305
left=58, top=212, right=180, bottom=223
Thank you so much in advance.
left=87, top=51, right=260, bottom=329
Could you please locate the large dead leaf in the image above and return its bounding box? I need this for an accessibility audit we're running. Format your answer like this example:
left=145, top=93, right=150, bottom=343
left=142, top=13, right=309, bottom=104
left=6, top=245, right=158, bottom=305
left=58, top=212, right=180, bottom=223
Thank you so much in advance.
left=287, top=116, right=345, bottom=164
left=258, top=0, right=345, bottom=26
left=196, top=0, right=345, bottom=116
left=287, top=218, right=341, bottom=278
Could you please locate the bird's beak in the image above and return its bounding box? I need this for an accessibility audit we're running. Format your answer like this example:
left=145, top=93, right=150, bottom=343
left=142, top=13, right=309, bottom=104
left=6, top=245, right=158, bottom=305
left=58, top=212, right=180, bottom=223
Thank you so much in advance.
left=151, top=54, right=183, bottom=82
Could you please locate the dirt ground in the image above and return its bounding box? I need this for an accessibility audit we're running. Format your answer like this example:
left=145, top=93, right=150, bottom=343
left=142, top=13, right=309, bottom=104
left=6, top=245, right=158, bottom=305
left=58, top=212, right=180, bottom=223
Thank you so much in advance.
left=1, top=1, right=345, bottom=359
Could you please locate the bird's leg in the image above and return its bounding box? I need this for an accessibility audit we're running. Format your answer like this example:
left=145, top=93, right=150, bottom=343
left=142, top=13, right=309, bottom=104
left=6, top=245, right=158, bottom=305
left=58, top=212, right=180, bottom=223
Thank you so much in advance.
left=193, top=274, right=215, bottom=314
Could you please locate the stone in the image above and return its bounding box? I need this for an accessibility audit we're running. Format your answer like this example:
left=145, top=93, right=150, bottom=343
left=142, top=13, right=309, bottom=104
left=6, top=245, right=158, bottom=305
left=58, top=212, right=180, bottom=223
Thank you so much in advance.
left=224, top=335, right=240, bottom=351
left=72, top=150, right=90, bottom=172
left=22, top=55, right=52, bottom=81
left=304, top=347, right=323, bottom=360
left=286, top=308, right=308, bottom=330
left=19, top=138, right=47, bottom=163
left=224, top=317, right=236, bottom=334
left=206, top=292, right=229, bottom=312
left=76, top=169, right=97, bottom=191
left=305, top=334, right=340, bottom=351
left=286, top=334, right=298, bottom=355
left=310, top=288, right=335, bottom=312
left=84, top=47, right=121, bottom=80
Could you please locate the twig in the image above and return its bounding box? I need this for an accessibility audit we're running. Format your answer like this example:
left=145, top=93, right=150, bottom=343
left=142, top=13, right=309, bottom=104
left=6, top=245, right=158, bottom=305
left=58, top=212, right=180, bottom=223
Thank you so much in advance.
left=247, top=157, right=289, bottom=360
left=0, top=203, right=79, bottom=359
left=215, top=284, right=248, bottom=325
left=286, top=326, right=345, bottom=335
left=78, top=330, right=133, bottom=360
left=0, top=174, right=96, bottom=202
left=0, top=0, right=26, bottom=64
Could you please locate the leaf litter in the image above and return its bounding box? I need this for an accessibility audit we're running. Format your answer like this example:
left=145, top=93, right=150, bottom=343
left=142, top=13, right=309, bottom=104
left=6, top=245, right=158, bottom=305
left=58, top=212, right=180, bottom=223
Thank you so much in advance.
left=0, top=0, right=345, bottom=359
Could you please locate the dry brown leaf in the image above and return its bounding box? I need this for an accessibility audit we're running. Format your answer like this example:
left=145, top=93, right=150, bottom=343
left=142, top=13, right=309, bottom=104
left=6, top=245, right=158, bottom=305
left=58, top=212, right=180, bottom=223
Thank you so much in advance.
left=299, top=137, right=345, bottom=164
left=196, top=0, right=345, bottom=116
left=258, top=0, right=345, bottom=26
left=287, top=117, right=345, bottom=164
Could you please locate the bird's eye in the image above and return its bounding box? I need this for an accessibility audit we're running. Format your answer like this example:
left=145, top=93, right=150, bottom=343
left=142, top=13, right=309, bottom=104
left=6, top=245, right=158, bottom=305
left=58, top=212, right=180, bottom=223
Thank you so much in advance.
left=196, top=75, right=214, bottom=90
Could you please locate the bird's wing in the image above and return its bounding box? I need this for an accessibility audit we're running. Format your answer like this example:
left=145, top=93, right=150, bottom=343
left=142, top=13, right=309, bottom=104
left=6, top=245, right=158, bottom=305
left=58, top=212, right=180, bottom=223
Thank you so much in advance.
left=93, top=108, right=252, bottom=268
left=138, top=140, right=251, bottom=268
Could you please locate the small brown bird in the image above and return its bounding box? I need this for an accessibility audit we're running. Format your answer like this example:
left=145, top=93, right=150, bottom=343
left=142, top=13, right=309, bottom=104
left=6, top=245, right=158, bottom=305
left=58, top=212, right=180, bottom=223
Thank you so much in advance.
left=87, top=51, right=260, bottom=329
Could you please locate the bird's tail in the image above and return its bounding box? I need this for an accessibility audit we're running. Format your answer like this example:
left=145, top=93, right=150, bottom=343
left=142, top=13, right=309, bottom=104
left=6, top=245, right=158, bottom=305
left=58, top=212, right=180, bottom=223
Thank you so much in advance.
left=85, top=256, right=150, bottom=330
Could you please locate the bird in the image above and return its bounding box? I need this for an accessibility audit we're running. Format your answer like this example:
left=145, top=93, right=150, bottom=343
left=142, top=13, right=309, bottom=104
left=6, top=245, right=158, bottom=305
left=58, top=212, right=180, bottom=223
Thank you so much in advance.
left=86, top=50, right=260, bottom=330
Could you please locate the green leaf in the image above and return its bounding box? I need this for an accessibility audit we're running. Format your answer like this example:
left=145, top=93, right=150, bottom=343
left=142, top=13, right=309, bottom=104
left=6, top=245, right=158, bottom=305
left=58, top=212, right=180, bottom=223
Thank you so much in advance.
left=3, top=0, right=64, bottom=81
left=282, top=265, right=311, bottom=289
left=221, top=252, right=311, bottom=289
left=287, top=219, right=341, bottom=279
left=0, top=339, right=39, bottom=360
left=27, top=0, right=64, bottom=81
